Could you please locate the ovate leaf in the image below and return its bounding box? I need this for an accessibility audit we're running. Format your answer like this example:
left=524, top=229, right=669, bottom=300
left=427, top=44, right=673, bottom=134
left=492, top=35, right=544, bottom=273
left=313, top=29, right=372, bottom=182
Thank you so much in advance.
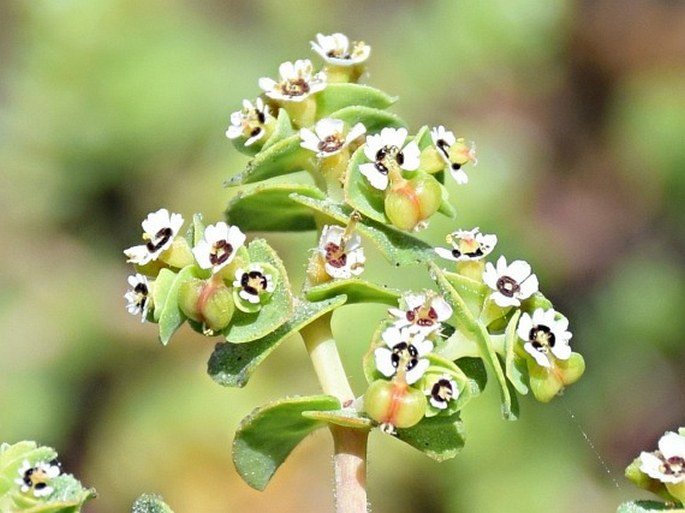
left=233, top=395, right=340, bottom=490
left=316, top=83, right=397, bottom=117
left=131, top=494, right=175, bottom=513
left=330, top=106, right=405, bottom=133
left=208, top=295, right=346, bottom=388
left=304, top=278, right=400, bottom=306
left=225, top=134, right=311, bottom=187
left=226, top=183, right=326, bottom=232
left=395, top=412, right=466, bottom=462
left=224, top=239, right=293, bottom=343
left=617, top=501, right=685, bottom=513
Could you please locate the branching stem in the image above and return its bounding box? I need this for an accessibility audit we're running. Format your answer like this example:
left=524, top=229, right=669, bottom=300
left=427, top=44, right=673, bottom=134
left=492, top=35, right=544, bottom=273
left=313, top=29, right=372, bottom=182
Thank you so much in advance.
left=300, top=312, right=369, bottom=513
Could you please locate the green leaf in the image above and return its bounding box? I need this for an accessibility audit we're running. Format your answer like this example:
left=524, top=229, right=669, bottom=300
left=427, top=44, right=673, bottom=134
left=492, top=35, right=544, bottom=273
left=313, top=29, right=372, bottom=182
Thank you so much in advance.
left=344, top=145, right=387, bottom=224
left=233, top=395, right=340, bottom=490
left=617, top=501, right=685, bottom=513
left=504, top=310, right=529, bottom=395
left=131, top=494, right=175, bottom=513
left=301, top=409, right=373, bottom=429
left=208, top=295, right=347, bottom=387
left=436, top=181, right=456, bottom=218
left=262, top=108, right=295, bottom=151
left=316, top=83, right=397, bottom=117
left=158, top=265, right=205, bottom=345
left=440, top=269, right=489, bottom=318
left=224, top=134, right=311, bottom=187
left=429, top=262, right=516, bottom=420
left=290, top=193, right=436, bottom=266
left=330, top=106, right=406, bottom=133
left=520, top=291, right=554, bottom=313
left=395, top=412, right=466, bottom=462
left=151, top=269, right=177, bottom=323
left=225, top=182, right=326, bottom=232
left=456, top=357, right=488, bottom=397
left=304, top=278, right=400, bottom=306
left=224, top=239, right=293, bottom=343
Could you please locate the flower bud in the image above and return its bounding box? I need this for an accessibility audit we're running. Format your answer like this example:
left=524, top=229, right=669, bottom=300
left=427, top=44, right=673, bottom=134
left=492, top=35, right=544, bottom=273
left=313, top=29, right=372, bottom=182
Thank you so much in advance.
left=178, top=278, right=235, bottom=333
left=364, top=379, right=426, bottom=430
left=384, top=174, right=442, bottom=231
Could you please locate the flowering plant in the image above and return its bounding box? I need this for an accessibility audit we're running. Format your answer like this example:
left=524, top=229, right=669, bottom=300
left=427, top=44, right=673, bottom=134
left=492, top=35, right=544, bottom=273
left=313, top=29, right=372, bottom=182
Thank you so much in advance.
left=1, top=33, right=592, bottom=513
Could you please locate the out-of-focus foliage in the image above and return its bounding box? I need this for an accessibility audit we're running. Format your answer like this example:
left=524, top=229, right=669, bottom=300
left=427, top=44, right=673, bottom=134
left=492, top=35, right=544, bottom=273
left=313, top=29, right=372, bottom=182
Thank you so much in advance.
left=1, top=0, right=684, bottom=512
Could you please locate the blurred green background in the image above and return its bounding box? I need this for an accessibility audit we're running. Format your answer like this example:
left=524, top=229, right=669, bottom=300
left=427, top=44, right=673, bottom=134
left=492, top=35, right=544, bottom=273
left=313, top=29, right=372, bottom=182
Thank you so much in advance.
left=1, top=0, right=684, bottom=512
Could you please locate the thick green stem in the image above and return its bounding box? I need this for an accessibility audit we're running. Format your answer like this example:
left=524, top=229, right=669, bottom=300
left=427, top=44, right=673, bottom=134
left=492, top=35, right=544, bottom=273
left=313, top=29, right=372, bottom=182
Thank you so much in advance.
left=300, top=312, right=369, bottom=513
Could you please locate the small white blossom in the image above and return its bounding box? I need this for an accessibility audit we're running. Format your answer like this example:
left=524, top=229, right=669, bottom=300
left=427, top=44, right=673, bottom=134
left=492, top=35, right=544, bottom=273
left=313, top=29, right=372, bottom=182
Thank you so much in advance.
left=430, top=125, right=477, bottom=184
left=233, top=264, right=276, bottom=305
left=483, top=256, right=539, bottom=308
left=225, top=98, right=272, bottom=147
left=124, top=209, right=184, bottom=265
left=374, top=326, right=433, bottom=385
left=318, top=224, right=365, bottom=279
left=388, top=291, right=452, bottom=335
left=300, top=118, right=366, bottom=158
left=424, top=374, right=459, bottom=410
left=517, top=308, right=572, bottom=368
left=16, top=459, right=60, bottom=498
left=310, top=33, right=371, bottom=66
left=259, top=59, right=326, bottom=102
left=192, top=222, right=246, bottom=274
left=124, top=273, right=152, bottom=322
left=435, top=227, right=497, bottom=262
left=359, top=127, right=420, bottom=191
left=640, top=431, right=685, bottom=484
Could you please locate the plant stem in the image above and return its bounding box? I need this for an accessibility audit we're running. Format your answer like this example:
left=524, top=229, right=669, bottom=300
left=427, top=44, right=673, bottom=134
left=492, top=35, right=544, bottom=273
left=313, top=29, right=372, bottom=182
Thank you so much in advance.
left=300, top=312, right=369, bottom=513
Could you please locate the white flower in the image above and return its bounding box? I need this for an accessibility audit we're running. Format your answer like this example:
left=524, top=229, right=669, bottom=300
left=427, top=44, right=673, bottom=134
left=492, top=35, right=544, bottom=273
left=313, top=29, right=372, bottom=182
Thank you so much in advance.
left=233, top=264, right=276, bottom=305
left=300, top=118, right=366, bottom=158
left=192, top=222, right=246, bottom=274
left=430, top=125, right=477, bottom=184
left=310, top=33, right=371, bottom=66
left=225, top=98, right=272, bottom=146
left=16, top=459, right=60, bottom=498
left=124, top=208, right=185, bottom=265
left=483, top=256, right=539, bottom=308
left=435, top=227, right=497, bottom=262
left=517, top=308, right=572, bottom=368
left=388, top=291, right=452, bottom=335
left=374, top=326, right=433, bottom=385
left=318, top=224, right=365, bottom=279
left=124, top=273, right=152, bottom=322
left=258, top=59, right=326, bottom=102
left=424, top=374, right=459, bottom=410
left=640, top=431, right=685, bottom=484
left=359, top=127, right=420, bottom=191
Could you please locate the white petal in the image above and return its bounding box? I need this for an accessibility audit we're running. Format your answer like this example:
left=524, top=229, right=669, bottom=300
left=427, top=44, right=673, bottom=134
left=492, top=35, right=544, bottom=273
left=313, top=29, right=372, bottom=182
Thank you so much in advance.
left=124, top=244, right=151, bottom=265
left=518, top=273, right=539, bottom=299
left=551, top=343, right=572, bottom=361
left=345, top=123, right=367, bottom=144
left=431, top=296, right=453, bottom=321
left=359, top=163, right=389, bottom=190
left=400, top=140, right=421, bottom=171
left=491, top=291, right=520, bottom=308
left=406, top=358, right=429, bottom=384
left=524, top=342, right=552, bottom=368
left=435, top=247, right=459, bottom=261
left=381, top=326, right=404, bottom=348
left=374, top=347, right=396, bottom=377
left=517, top=312, right=533, bottom=341
left=363, top=133, right=383, bottom=161
left=482, top=261, right=499, bottom=290
left=659, top=431, right=685, bottom=460
left=450, top=168, right=469, bottom=184
left=258, top=77, right=278, bottom=93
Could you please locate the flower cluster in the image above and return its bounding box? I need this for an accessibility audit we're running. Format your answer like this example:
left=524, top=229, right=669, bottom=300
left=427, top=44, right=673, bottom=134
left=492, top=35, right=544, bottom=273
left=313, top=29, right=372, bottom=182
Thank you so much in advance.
left=365, top=291, right=469, bottom=431
left=625, top=428, right=685, bottom=506
left=123, top=211, right=279, bottom=336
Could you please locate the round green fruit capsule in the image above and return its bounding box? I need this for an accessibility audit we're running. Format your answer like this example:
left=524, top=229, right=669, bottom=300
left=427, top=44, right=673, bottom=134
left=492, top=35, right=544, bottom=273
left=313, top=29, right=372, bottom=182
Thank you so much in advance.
left=384, top=174, right=442, bottom=231
left=364, top=379, right=426, bottom=429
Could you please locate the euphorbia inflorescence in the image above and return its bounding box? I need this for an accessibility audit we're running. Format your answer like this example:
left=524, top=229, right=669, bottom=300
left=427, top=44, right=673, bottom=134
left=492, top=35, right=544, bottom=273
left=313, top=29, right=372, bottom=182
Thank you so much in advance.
left=120, top=32, right=587, bottom=510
